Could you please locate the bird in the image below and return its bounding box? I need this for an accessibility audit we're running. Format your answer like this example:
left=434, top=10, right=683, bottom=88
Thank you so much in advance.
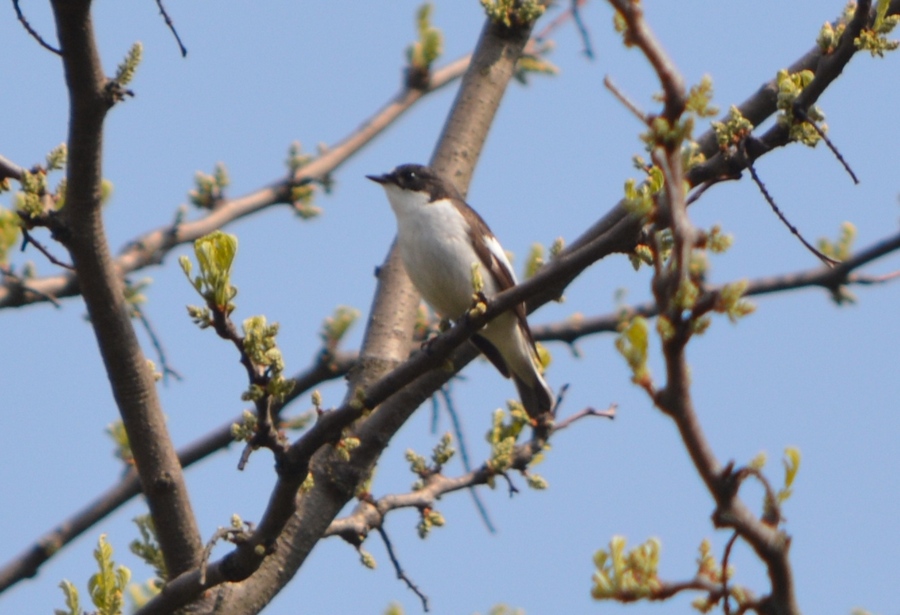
left=367, top=163, right=553, bottom=419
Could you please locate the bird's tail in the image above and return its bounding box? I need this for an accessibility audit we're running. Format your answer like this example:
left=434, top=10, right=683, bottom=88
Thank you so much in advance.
left=514, top=369, right=554, bottom=420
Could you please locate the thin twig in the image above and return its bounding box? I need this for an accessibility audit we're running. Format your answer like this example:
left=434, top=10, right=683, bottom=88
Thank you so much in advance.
left=852, top=269, right=900, bottom=284
left=499, top=471, right=519, bottom=497
left=438, top=388, right=496, bottom=533
left=744, top=152, right=840, bottom=267
left=534, top=0, right=590, bottom=41
left=206, top=302, right=288, bottom=468
left=532, top=229, right=900, bottom=345
left=553, top=404, right=617, bottom=431
left=793, top=105, right=859, bottom=184
left=607, top=0, right=686, bottom=120
left=237, top=444, right=254, bottom=472
left=721, top=531, right=739, bottom=615
left=429, top=392, right=440, bottom=433
left=320, top=404, right=617, bottom=600
left=376, top=526, right=429, bottom=612
left=603, top=75, right=647, bottom=122
left=571, top=0, right=595, bottom=59
left=685, top=178, right=728, bottom=207
left=132, top=301, right=183, bottom=384
left=20, top=228, right=75, bottom=270
left=155, top=0, right=188, bottom=57
left=13, top=0, right=61, bottom=55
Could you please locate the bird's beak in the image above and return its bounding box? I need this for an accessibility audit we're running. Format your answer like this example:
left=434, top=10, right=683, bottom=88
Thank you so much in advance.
left=366, top=173, right=389, bottom=184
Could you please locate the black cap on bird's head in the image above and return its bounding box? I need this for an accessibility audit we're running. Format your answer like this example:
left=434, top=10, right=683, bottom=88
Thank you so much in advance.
left=366, top=164, right=460, bottom=201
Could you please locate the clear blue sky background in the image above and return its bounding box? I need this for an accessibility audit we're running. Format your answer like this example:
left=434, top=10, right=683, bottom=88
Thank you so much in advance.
left=2, top=2, right=899, bottom=614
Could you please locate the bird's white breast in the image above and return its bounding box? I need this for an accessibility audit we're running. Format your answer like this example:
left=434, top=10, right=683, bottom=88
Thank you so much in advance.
left=384, top=186, right=499, bottom=319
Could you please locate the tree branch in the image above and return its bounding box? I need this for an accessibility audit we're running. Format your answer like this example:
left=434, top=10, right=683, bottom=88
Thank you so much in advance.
left=0, top=348, right=355, bottom=593
left=375, top=526, right=429, bottom=612
left=323, top=404, right=613, bottom=541
left=607, top=1, right=838, bottom=612
left=134, top=10, right=549, bottom=614
left=13, top=0, right=61, bottom=55
left=143, top=1, right=900, bottom=594
left=11, top=213, right=892, bottom=594
left=0, top=153, right=26, bottom=182
left=0, top=55, right=469, bottom=310
left=50, top=0, right=204, bottom=579
left=567, top=0, right=900, bottom=261
left=531, top=228, right=900, bottom=345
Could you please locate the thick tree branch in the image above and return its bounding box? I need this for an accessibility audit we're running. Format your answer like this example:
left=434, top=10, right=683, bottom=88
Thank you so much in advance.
left=50, top=0, right=203, bottom=579
left=13, top=216, right=894, bottom=594
left=10, top=2, right=897, bottom=612
left=139, top=0, right=900, bottom=600
left=21, top=215, right=898, bottom=592
left=134, top=11, right=548, bottom=614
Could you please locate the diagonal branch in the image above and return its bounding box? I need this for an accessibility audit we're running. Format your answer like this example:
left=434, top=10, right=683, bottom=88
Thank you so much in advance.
left=0, top=55, right=468, bottom=310
left=0, top=153, right=26, bottom=182
left=11, top=213, right=897, bottom=593
left=135, top=10, right=549, bottom=614
left=133, top=0, right=900, bottom=595
left=532, top=228, right=900, bottom=344
left=154, top=0, right=187, bottom=57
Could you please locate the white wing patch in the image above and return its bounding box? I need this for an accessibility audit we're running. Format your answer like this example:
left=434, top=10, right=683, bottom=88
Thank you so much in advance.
left=482, top=233, right=518, bottom=290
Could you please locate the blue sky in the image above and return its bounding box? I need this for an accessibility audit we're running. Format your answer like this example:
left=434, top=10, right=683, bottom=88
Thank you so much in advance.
left=2, top=2, right=899, bottom=614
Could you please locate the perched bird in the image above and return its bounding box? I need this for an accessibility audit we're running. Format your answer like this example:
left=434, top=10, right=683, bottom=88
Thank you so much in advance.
left=367, top=163, right=553, bottom=419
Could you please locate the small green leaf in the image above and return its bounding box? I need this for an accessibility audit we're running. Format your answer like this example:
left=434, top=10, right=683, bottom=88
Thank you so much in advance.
left=188, top=230, right=239, bottom=311
left=431, top=432, right=455, bottom=467
left=0, top=208, right=21, bottom=265
left=115, top=42, right=143, bottom=87
left=615, top=317, right=650, bottom=384
left=711, top=106, right=753, bottom=151
left=55, top=580, right=81, bottom=615
left=480, top=0, right=545, bottom=27
left=359, top=549, right=377, bottom=569
left=470, top=261, right=484, bottom=295
left=778, top=446, right=801, bottom=503
left=685, top=75, right=719, bottom=118
left=320, top=306, right=360, bottom=350
left=407, top=3, right=443, bottom=70
left=87, top=534, right=130, bottom=615
left=523, top=243, right=544, bottom=279
left=46, top=143, right=67, bottom=171
left=130, top=515, right=167, bottom=582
